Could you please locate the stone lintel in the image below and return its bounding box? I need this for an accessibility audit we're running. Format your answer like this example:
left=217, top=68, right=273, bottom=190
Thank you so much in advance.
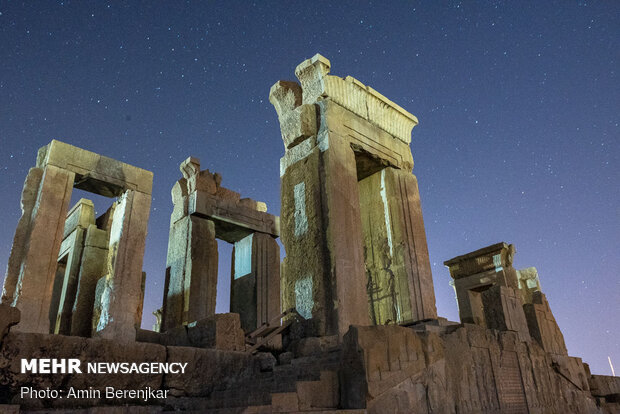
left=271, top=53, right=418, bottom=145
left=444, top=242, right=516, bottom=279
left=189, top=191, right=280, bottom=240
left=37, top=140, right=153, bottom=195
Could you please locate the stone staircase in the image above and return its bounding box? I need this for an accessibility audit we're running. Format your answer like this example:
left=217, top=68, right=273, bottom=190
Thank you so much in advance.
left=163, top=338, right=365, bottom=413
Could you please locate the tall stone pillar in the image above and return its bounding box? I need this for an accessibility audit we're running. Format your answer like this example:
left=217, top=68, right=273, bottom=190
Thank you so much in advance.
left=253, top=232, right=281, bottom=328
left=52, top=227, right=86, bottom=334
left=271, top=54, right=438, bottom=338
left=162, top=215, right=218, bottom=331
left=359, top=167, right=437, bottom=325
left=71, top=224, right=109, bottom=337
left=230, top=232, right=280, bottom=332
left=4, top=164, right=75, bottom=333
left=95, top=190, right=151, bottom=341
left=1, top=167, right=43, bottom=305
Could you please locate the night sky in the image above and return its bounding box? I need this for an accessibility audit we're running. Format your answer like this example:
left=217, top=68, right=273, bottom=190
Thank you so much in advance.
left=1, top=1, right=618, bottom=375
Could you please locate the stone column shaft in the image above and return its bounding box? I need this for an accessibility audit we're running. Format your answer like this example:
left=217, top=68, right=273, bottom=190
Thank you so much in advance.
left=9, top=164, right=75, bottom=333
left=321, top=132, right=371, bottom=337
left=70, top=225, right=108, bottom=337
left=186, top=217, right=218, bottom=324
left=253, top=232, right=280, bottom=327
left=53, top=227, right=86, bottom=334
left=1, top=167, right=43, bottom=305
left=95, top=189, right=151, bottom=341
left=388, top=168, right=437, bottom=321
left=162, top=215, right=218, bottom=331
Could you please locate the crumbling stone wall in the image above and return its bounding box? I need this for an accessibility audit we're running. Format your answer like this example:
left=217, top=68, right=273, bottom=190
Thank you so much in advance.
left=341, top=324, right=598, bottom=413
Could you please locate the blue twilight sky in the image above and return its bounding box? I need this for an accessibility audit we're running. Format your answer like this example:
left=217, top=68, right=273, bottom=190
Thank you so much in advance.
left=0, top=1, right=618, bottom=375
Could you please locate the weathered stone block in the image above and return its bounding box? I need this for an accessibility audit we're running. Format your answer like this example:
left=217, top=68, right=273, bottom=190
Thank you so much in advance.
left=0, top=304, right=20, bottom=342
left=164, top=346, right=258, bottom=397
left=95, top=190, right=151, bottom=342
left=296, top=371, right=339, bottom=411
left=482, top=285, right=530, bottom=342
left=186, top=313, right=245, bottom=351
left=524, top=292, right=568, bottom=355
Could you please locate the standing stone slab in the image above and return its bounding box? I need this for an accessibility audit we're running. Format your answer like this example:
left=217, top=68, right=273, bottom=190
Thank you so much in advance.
left=71, top=224, right=108, bottom=337
left=6, top=164, right=75, bottom=333
left=482, top=285, right=530, bottom=342
left=52, top=226, right=86, bottom=334
left=2, top=168, right=43, bottom=306
left=95, top=190, right=151, bottom=341
left=524, top=292, right=568, bottom=356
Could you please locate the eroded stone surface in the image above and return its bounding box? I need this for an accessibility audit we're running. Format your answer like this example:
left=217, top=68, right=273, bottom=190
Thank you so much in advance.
left=162, top=157, right=280, bottom=334
left=2, top=140, right=152, bottom=341
left=272, top=54, right=436, bottom=339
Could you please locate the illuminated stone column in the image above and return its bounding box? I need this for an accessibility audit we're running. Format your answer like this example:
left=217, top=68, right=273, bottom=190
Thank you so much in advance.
left=230, top=232, right=280, bottom=332
left=2, top=163, right=75, bottom=333
left=95, top=189, right=151, bottom=341
left=162, top=214, right=218, bottom=332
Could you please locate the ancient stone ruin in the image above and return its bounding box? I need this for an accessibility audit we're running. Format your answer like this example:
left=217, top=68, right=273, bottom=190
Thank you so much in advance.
left=160, top=156, right=280, bottom=334
left=0, top=55, right=618, bottom=413
left=2, top=140, right=152, bottom=342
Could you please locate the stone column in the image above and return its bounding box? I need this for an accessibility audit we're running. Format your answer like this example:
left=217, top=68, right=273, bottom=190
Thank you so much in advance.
left=185, top=217, right=218, bottom=324
left=95, top=189, right=151, bottom=341
left=253, top=232, right=281, bottom=328
left=162, top=215, right=218, bottom=331
left=320, top=130, right=370, bottom=336
left=386, top=168, right=438, bottom=321
left=4, top=164, right=75, bottom=333
left=52, top=226, right=86, bottom=334
left=70, top=224, right=108, bottom=337
left=231, top=232, right=280, bottom=332
left=1, top=167, right=43, bottom=305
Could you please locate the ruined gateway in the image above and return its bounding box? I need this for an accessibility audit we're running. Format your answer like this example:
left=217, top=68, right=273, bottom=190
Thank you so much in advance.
left=0, top=55, right=618, bottom=414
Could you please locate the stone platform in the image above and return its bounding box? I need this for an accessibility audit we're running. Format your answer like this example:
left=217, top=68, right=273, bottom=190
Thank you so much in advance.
left=1, top=305, right=618, bottom=413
